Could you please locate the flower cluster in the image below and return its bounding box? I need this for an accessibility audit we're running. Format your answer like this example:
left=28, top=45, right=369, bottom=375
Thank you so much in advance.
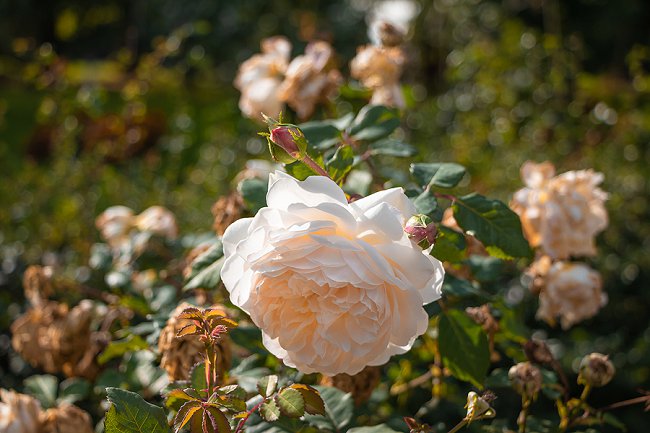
left=512, top=161, right=609, bottom=328
left=0, top=389, right=93, bottom=433
left=234, top=37, right=341, bottom=121
left=350, top=22, right=407, bottom=108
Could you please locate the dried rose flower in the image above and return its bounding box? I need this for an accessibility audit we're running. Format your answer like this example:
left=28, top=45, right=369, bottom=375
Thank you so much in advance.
left=0, top=389, right=43, bottom=433
left=511, top=161, right=608, bottom=259
left=320, top=366, right=381, bottom=406
left=211, top=192, right=245, bottom=236
left=40, top=403, right=94, bottom=433
left=350, top=44, right=405, bottom=108
left=508, top=362, right=542, bottom=401
left=22, top=265, right=54, bottom=307
left=234, top=37, right=291, bottom=121
left=527, top=257, right=607, bottom=329
left=278, top=41, right=342, bottom=120
left=578, top=353, right=615, bottom=387
left=11, top=300, right=97, bottom=378
left=159, top=302, right=232, bottom=382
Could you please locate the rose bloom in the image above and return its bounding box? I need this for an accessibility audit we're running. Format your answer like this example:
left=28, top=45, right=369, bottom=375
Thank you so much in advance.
left=278, top=41, right=342, bottom=120
left=95, top=205, right=135, bottom=248
left=527, top=256, right=607, bottom=329
left=511, top=161, right=608, bottom=259
left=350, top=45, right=405, bottom=108
left=134, top=205, right=178, bottom=239
left=0, top=389, right=42, bottom=433
left=234, top=37, right=291, bottom=120
left=221, top=172, right=444, bottom=375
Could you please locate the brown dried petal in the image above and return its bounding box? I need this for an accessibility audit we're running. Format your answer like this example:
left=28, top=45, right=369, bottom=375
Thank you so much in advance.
left=40, top=403, right=94, bottom=433
left=211, top=192, right=244, bottom=236
left=320, top=366, right=381, bottom=406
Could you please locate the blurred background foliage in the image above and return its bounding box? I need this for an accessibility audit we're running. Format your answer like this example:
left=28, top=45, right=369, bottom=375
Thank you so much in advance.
left=1, top=0, right=650, bottom=431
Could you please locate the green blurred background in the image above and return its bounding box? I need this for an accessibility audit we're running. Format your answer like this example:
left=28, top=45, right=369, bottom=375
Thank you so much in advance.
left=1, top=0, right=649, bottom=430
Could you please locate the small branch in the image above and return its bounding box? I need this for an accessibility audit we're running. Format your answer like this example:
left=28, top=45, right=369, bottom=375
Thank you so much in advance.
left=234, top=399, right=266, bottom=433
left=300, top=154, right=330, bottom=178
left=598, top=394, right=650, bottom=412
left=390, top=371, right=433, bottom=395
left=446, top=419, right=467, bottom=433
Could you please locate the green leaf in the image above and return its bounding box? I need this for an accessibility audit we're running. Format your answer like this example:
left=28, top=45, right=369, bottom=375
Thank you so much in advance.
left=304, top=386, right=353, bottom=431
left=58, top=378, right=90, bottom=405
left=238, top=178, right=268, bottom=213
left=466, top=255, right=504, bottom=282
left=203, top=406, right=231, bottom=433
left=438, top=310, right=490, bottom=388
left=441, top=274, right=486, bottom=299
left=165, top=388, right=199, bottom=410
left=299, top=121, right=341, bottom=150
left=289, top=384, right=325, bottom=416
left=105, top=388, right=170, bottom=433
left=413, top=191, right=438, bottom=215
left=349, top=105, right=400, bottom=141
left=327, top=145, right=354, bottom=183
left=452, top=193, right=531, bottom=259
left=174, top=400, right=202, bottom=433
left=259, top=399, right=281, bottom=422
left=257, top=375, right=279, bottom=398
left=602, top=413, right=627, bottom=432
left=369, top=139, right=416, bottom=157
left=274, top=388, right=305, bottom=418
left=410, top=163, right=466, bottom=188
left=348, top=425, right=401, bottom=433
left=183, top=241, right=225, bottom=291
left=430, top=226, right=466, bottom=263
left=98, top=335, right=149, bottom=365
left=284, top=154, right=325, bottom=181
left=24, top=374, right=58, bottom=409
left=190, top=362, right=208, bottom=394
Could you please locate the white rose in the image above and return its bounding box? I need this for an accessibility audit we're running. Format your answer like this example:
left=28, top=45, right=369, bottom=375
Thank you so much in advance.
left=221, top=172, right=444, bottom=375
left=95, top=205, right=135, bottom=247
left=134, top=206, right=178, bottom=240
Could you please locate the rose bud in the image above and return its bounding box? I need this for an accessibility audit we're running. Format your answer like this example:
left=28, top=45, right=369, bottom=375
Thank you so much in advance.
left=508, top=362, right=542, bottom=401
left=404, top=214, right=437, bottom=248
left=270, top=125, right=303, bottom=158
left=465, top=391, right=496, bottom=422
left=578, top=353, right=615, bottom=387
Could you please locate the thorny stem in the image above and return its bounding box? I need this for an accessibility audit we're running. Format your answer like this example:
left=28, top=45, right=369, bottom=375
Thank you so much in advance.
left=597, top=394, right=650, bottom=412
left=234, top=399, right=266, bottom=433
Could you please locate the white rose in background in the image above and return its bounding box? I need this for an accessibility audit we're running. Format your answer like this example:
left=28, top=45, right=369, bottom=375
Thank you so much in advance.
left=134, top=205, right=178, bottom=239
left=0, top=389, right=43, bottom=433
left=527, top=257, right=607, bottom=329
left=221, top=172, right=444, bottom=375
left=511, top=161, right=608, bottom=259
left=234, top=37, right=291, bottom=121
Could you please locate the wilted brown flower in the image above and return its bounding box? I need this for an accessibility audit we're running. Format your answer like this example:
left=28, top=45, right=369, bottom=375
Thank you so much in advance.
left=22, top=265, right=54, bottom=307
left=578, top=353, right=615, bottom=387
left=511, top=161, right=608, bottom=259
left=527, top=257, right=606, bottom=329
left=11, top=300, right=96, bottom=378
left=278, top=41, right=342, bottom=119
left=377, top=21, right=406, bottom=47
left=320, top=366, right=381, bottom=406
left=234, top=37, right=291, bottom=120
left=159, top=302, right=232, bottom=382
left=212, top=192, right=244, bottom=236
left=466, top=305, right=500, bottom=362
left=0, top=389, right=43, bottom=433
left=508, top=362, right=542, bottom=401
left=40, top=403, right=94, bottom=433
left=350, top=44, right=405, bottom=108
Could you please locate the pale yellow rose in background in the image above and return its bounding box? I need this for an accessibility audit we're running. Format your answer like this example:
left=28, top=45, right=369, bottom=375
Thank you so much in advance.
left=0, top=389, right=42, bottom=433
left=278, top=41, right=342, bottom=120
left=95, top=205, right=135, bottom=249
left=528, top=257, right=607, bottom=329
left=134, top=205, right=178, bottom=239
left=221, top=172, right=444, bottom=376
left=234, top=37, right=291, bottom=121
left=350, top=45, right=405, bottom=108
left=511, top=161, right=608, bottom=259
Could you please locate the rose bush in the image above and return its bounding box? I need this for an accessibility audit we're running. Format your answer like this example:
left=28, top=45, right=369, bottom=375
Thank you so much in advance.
left=220, top=171, right=445, bottom=376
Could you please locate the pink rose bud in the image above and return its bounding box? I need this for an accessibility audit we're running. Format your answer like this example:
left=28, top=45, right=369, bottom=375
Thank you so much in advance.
left=578, top=353, right=615, bottom=387
left=270, top=126, right=302, bottom=156
left=405, top=214, right=437, bottom=248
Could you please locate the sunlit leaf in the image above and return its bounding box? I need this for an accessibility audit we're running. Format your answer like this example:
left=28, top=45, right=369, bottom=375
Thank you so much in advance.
left=105, top=388, right=169, bottom=433
left=274, top=388, right=305, bottom=418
